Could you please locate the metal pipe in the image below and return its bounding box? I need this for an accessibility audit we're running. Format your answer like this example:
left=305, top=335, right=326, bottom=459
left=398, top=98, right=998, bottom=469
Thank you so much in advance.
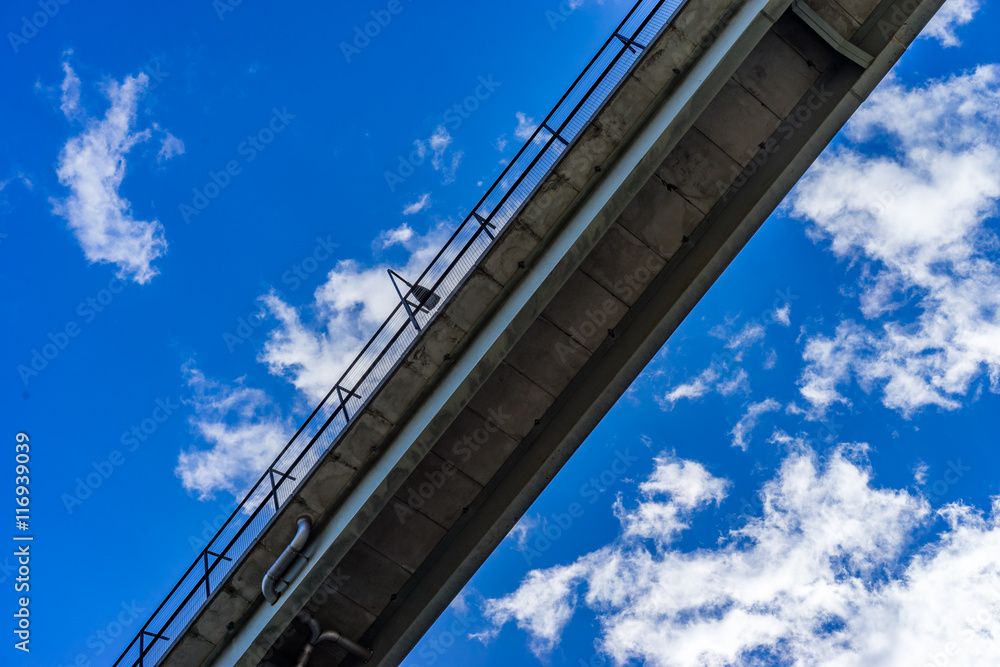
left=293, top=615, right=321, bottom=667
left=316, top=630, right=374, bottom=663
left=294, top=613, right=373, bottom=665
left=262, top=515, right=311, bottom=605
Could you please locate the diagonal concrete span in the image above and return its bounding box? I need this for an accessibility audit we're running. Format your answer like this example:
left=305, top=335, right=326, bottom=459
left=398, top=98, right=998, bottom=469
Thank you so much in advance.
left=124, top=0, right=947, bottom=665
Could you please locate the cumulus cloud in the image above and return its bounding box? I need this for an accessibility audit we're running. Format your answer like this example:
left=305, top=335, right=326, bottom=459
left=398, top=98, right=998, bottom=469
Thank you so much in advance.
left=615, top=456, right=729, bottom=545
left=483, top=442, right=1000, bottom=666
left=792, top=67, right=1000, bottom=418
left=922, top=0, right=980, bottom=47
left=175, top=364, right=294, bottom=500
left=259, top=223, right=451, bottom=402
left=52, top=58, right=180, bottom=284
left=730, top=398, right=781, bottom=450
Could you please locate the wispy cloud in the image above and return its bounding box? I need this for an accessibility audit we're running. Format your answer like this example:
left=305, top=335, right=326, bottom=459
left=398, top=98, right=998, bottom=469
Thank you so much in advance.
left=59, top=56, right=81, bottom=119
left=505, top=513, right=540, bottom=551
left=730, top=398, right=781, bottom=450
left=513, top=111, right=553, bottom=145
left=52, top=57, right=180, bottom=284
left=657, top=360, right=749, bottom=409
left=656, top=364, right=720, bottom=409
left=156, top=127, right=185, bottom=163
left=402, top=193, right=431, bottom=216
left=514, top=111, right=538, bottom=142
left=429, top=125, right=463, bottom=183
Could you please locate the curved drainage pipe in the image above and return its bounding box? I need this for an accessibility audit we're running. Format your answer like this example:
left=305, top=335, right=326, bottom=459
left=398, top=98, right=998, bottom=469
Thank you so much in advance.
left=295, top=613, right=373, bottom=665
left=262, top=515, right=311, bottom=605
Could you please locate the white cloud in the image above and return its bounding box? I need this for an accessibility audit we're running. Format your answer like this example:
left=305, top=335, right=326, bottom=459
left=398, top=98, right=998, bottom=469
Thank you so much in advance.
left=481, top=559, right=593, bottom=655
left=656, top=364, right=720, bottom=409
left=377, top=222, right=415, bottom=248
left=156, top=128, right=185, bottom=163
left=797, top=321, right=865, bottom=416
left=0, top=172, right=34, bottom=211
left=180, top=222, right=452, bottom=497
left=514, top=112, right=538, bottom=142
left=506, top=513, right=540, bottom=551
left=657, top=360, right=749, bottom=409
left=616, top=456, right=727, bottom=545
left=725, top=321, right=766, bottom=350
left=59, top=57, right=81, bottom=118
left=792, top=67, right=1000, bottom=418
left=637, top=455, right=729, bottom=509
left=730, top=398, right=781, bottom=450
left=772, top=303, right=791, bottom=327
left=175, top=364, right=294, bottom=500
left=513, top=111, right=556, bottom=146
left=922, top=0, right=980, bottom=47
left=429, top=125, right=463, bottom=183
left=259, top=223, right=451, bottom=402
left=402, top=193, right=431, bottom=216
left=483, top=442, right=1000, bottom=666
left=413, top=139, right=427, bottom=160
left=429, top=125, right=451, bottom=157
left=716, top=366, right=750, bottom=396
left=52, top=60, right=177, bottom=284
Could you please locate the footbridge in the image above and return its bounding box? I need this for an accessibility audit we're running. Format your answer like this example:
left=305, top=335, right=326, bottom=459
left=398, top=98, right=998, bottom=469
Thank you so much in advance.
left=114, top=0, right=945, bottom=664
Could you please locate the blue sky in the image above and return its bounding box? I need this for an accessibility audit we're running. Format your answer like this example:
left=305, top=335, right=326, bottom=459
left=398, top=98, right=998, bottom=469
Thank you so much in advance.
left=0, top=0, right=997, bottom=665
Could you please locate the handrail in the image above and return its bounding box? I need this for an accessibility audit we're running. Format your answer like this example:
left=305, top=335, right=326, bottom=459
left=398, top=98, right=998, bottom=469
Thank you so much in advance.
left=112, top=1, right=686, bottom=664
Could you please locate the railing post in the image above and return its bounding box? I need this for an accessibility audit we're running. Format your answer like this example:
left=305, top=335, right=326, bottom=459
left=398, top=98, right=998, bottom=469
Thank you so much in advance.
left=388, top=269, right=441, bottom=331
left=202, top=549, right=233, bottom=598
left=614, top=32, right=647, bottom=53
left=541, top=122, right=569, bottom=146
left=267, top=467, right=297, bottom=512
left=138, top=629, right=170, bottom=666
left=473, top=212, right=497, bottom=241
left=335, top=384, right=361, bottom=421
left=388, top=269, right=423, bottom=332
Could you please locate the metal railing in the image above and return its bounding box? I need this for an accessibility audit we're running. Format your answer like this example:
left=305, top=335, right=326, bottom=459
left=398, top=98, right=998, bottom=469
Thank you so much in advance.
left=113, top=1, right=685, bottom=664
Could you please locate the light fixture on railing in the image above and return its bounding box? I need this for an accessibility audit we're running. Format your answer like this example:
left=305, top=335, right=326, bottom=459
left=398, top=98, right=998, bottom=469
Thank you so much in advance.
left=388, top=269, right=442, bottom=331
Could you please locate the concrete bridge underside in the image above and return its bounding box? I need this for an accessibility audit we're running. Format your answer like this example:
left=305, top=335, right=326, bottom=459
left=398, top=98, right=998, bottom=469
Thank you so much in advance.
left=154, top=0, right=945, bottom=665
